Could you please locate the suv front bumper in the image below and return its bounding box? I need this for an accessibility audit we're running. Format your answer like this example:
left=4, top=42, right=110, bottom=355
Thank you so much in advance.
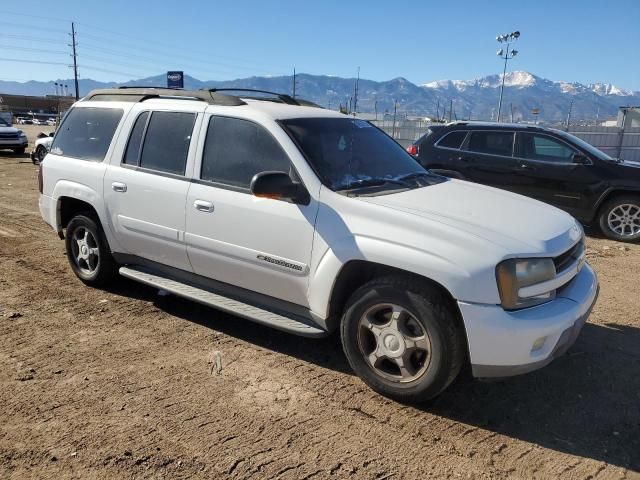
left=458, top=263, right=599, bottom=378
left=0, top=138, right=28, bottom=150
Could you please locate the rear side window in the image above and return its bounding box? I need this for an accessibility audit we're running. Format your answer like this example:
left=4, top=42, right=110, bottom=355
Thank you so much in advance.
left=51, top=107, right=123, bottom=161
left=200, top=116, right=291, bottom=189
left=123, top=111, right=149, bottom=165
left=466, top=131, right=514, bottom=157
left=123, top=111, right=195, bottom=175
left=437, top=131, right=467, bottom=149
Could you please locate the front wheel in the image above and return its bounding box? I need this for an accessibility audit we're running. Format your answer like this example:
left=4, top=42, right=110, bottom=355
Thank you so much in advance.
left=598, top=195, right=640, bottom=242
left=33, top=145, right=47, bottom=165
left=65, top=214, right=118, bottom=286
left=340, top=277, right=466, bottom=403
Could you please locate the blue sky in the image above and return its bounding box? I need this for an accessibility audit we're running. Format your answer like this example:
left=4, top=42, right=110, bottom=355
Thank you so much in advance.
left=1, top=0, right=638, bottom=90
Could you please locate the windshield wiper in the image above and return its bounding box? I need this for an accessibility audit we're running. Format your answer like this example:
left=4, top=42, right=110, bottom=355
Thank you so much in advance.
left=335, top=177, right=408, bottom=192
left=395, top=171, right=431, bottom=182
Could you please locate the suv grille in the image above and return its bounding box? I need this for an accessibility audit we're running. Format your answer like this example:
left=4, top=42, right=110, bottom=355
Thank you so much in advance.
left=0, top=132, right=19, bottom=139
left=554, top=238, right=585, bottom=273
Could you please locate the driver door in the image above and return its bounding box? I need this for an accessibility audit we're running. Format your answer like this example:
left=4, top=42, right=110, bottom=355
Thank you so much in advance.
left=185, top=115, right=318, bottom=307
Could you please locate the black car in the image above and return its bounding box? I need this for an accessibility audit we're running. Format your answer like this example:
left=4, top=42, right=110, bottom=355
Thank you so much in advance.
left=408, top=122, right=640, bottom=242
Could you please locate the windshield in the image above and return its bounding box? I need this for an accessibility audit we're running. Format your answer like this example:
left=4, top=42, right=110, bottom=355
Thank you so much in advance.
left=553, top=129, right=615, bottom=161
left=0, top=118, right=9, bottom=127
left=281, top=117, right=439, bottom=192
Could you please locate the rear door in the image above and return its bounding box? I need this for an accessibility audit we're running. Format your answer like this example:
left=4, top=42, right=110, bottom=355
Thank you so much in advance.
left=457, top=130, right=527, bottom=193
left=104, top=106, right=202, bottom=271
left=514, top=131, right=597, bottom=217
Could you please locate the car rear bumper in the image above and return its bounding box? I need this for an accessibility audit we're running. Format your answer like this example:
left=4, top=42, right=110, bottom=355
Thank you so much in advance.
left=458, top=263, right=599, bottom=378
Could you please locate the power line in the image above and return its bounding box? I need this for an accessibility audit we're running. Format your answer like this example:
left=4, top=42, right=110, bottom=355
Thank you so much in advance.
left=0, top=20, right=69, bottom=33
left=0, top=44, right=69, bottom=55
left=0, top=57, right=70, bottom=67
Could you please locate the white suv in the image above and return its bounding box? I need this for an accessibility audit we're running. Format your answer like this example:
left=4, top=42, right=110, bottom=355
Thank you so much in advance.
left=39, top=88, right=599, bottom=402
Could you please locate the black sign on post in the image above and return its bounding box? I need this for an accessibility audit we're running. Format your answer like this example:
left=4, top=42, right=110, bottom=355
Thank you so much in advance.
left=167, top=71, right=184, bottom=89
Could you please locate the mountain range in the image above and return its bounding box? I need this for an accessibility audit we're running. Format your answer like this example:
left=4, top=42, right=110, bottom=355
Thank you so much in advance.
left=1, top=71, right=638, bottom=123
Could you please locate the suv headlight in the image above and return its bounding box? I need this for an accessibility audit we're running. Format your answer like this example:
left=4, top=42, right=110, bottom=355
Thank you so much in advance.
left=18, top=130, right=26, bottom=137
left=496, top=258, right=556, bottom=310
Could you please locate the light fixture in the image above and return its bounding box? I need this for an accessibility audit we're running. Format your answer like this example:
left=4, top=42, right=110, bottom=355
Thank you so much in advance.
left=513, top=31, right=520, bottom=38
left=511, top=50, right=518, bottom=56
left=497, top=49, right=504, bottom=56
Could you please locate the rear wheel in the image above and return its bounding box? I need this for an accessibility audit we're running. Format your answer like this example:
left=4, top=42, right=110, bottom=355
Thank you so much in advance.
left=65, top=214, right=118, bottom=286
left=340, top=277, right=466, bottom=402
left=598, top=195, right=640, bottom=242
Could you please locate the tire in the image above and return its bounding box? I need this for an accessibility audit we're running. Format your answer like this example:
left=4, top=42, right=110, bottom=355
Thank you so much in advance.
left=33, top=145, right=47, bottom=165
left=65, top=213, right=118, bottom=286
left=340, top=276, right=466, bottom=403
left=13, top=147, right=25, bottom=155
left=598, top=195, right=640, bottom=242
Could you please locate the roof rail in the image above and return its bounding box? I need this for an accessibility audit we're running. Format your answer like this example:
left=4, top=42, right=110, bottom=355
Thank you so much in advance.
left=207, top=88, right=301, bottom=106
left=83, top=87, right=246, bottom=106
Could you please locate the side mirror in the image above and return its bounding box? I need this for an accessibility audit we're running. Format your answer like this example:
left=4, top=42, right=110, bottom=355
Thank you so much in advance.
left=572, top=153, right=590, bottom=165
left=250, top=171, right=310, bottom=205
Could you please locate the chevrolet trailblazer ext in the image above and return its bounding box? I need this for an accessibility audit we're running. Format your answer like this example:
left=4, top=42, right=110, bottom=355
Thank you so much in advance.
left=38, top=88, right=598, bottom=402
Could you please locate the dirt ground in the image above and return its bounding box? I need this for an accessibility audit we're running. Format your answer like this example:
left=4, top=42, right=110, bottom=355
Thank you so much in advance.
left=0, top=133, right=639, bottom=479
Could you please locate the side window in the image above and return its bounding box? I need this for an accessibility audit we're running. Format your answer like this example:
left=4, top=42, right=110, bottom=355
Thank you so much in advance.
left=201, top=116, right=291, bottom=189
left=516, top=133, right=576, bottom=163
left=466, top=131, right=514, bottom=157
left=138, top=111, right=195, bottom=175
left=437, top=131, right=467, bottom=149
left=50, top=107, right=123, bottom=161
left=123, top=111, right=149, bottom=166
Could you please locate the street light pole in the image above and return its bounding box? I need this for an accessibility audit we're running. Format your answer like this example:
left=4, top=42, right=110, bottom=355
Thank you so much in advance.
left=495, top=31, right=520, bottom=123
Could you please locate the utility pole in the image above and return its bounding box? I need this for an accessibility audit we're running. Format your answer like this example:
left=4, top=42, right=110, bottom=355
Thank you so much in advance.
left=392, top=100, right=398, bottom=138
left=352, top=67, right=360, bottom=116
left=510, top=103, right=514, bottom=123
left=435, top=99, right=440, bottom=122
left=292, top=67, right=296, bottom=99
left=566, top=99, right=574, bottom=130
left=70, top=22, right=79, bottom=100
left=448, top=99, right=453, bottom=122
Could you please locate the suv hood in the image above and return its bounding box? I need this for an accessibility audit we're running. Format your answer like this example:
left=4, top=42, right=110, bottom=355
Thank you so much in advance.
left=0, top=126, right=20, bottom=134
left=359, top=179, right=581, bottom=255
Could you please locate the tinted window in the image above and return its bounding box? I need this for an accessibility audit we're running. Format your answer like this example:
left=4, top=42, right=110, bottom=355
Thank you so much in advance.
left=201, top=116, right=290, bottom=188
left=123, top=111, right=149, bottom=166
left=139, top=111, right=195, bottom=175
left=282, top=117, right=438, bottom=192
left=516, top=133, right=576, bottom=163
left=50, top=107, right=123, bottom=161
left=466, top=131, right=514, bottom=156
left=437, top=131, right=467, bottom=149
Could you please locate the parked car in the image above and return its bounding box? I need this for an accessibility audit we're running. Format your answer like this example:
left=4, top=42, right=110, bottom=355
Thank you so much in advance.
left=0, top=117, right=28, bottom=154
left=408, top=122, right=640, bottom=242
left=39, top=88, right=598, bottom=402
left=31, top=132, right=54, bottom=164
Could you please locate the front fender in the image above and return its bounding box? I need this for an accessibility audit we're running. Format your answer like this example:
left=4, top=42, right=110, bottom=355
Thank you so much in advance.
left=308, top=234, right=477, bottom=320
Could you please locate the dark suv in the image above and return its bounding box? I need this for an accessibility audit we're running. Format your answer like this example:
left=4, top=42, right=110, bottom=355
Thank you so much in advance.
left=409, top=122, right=640, bottom=242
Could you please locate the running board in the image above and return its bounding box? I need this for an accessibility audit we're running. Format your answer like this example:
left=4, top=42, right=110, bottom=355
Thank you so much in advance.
left=119, top=266, right=327, bottom=338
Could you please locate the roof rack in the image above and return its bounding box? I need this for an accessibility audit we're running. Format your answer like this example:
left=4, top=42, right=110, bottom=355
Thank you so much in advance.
left=207, top=88, right=301, bottom=105
left=83, top=87, right=246, bottom=106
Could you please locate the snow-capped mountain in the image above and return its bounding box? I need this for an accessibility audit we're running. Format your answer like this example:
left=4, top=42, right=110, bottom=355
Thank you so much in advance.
left=1, top=71, right=637, bottom=122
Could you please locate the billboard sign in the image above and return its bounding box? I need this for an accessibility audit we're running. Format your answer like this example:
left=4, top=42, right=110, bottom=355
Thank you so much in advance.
left=167, top=71, right=184, bottom=89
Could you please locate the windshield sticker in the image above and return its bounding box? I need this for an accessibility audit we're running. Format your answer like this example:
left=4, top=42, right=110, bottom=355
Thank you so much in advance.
left=338, top=135, right=347, bottom=151
left=353, top=120, right=371, bottom=128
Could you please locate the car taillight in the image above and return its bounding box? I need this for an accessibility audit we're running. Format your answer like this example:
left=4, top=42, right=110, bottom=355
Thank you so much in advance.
left=406, top=145, right=418, bottom=156
left=38, top=165, right=43, bottom=193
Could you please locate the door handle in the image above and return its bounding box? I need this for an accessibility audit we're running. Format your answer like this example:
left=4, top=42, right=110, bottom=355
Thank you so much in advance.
left=111, top=182, right=127, bottom=193
left=519, top=163, right=536, bottom=171
left=193, top=200, right=214, bottom=213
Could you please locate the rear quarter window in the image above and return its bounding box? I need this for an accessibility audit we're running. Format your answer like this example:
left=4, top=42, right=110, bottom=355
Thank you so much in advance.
left=51, top=107, right=123, bottom=161
left=436, top=131, right=467, bottom=149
